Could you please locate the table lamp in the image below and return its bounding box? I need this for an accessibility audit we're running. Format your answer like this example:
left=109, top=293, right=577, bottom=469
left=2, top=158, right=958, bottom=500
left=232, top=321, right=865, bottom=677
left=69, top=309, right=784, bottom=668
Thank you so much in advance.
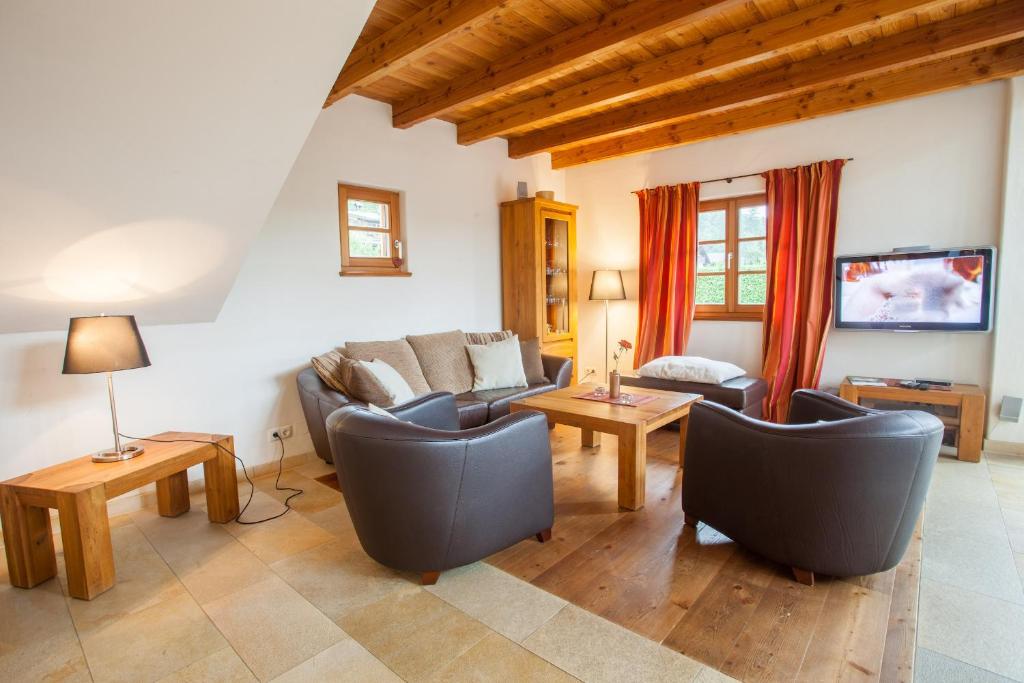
left=588, top=269, right=626, bottom=378
left=63, top=315, right=151, bottom=462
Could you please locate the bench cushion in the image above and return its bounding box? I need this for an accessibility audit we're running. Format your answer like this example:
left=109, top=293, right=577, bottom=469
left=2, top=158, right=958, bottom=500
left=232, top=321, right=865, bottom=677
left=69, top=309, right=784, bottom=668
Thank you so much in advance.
left=621, top=375, right=767, bottom=418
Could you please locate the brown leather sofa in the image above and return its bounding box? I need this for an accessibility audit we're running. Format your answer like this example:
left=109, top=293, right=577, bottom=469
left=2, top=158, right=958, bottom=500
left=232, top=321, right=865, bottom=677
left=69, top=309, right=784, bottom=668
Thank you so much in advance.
left=326, top=392, right=554, bottom=585
left=297, top=353, right=572, bottom=463
left=682, top=389, right=943, bottom=585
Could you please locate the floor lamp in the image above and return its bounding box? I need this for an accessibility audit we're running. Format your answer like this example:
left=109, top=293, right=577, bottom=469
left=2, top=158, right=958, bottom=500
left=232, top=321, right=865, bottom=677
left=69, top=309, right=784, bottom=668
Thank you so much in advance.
left=588, top=269, right=626, bottom=380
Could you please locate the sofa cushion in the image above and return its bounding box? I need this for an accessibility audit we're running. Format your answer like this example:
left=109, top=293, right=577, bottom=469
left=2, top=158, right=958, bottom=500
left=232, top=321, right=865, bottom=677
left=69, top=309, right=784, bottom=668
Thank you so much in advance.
left=459, top=382, right=555, bottom=421
left=343, top=339, right=431, bottom=396
left=406, top=329, right=474, bottom=395
left=466, top=336, right=528, bottom=391
left=456, top=399, right=489, bottom=429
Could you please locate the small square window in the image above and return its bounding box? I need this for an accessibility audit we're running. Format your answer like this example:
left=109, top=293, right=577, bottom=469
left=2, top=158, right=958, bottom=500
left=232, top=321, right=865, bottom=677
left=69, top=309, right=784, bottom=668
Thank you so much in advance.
left=338, top=184, right=409, bottom=277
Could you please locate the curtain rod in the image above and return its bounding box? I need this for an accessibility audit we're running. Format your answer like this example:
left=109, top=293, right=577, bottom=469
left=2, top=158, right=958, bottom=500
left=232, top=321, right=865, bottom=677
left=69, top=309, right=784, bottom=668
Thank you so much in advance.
left=632, top=158, right=854, bottom=192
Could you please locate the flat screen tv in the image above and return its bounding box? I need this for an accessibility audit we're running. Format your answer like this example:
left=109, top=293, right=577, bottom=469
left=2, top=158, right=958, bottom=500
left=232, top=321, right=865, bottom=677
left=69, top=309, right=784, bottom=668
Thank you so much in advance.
left=834, top=247, right=995, bottom=332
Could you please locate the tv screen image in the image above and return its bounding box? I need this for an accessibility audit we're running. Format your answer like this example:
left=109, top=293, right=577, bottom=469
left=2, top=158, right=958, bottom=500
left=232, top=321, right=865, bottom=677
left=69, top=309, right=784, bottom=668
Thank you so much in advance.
left=834, top=248, right=995, bottom=332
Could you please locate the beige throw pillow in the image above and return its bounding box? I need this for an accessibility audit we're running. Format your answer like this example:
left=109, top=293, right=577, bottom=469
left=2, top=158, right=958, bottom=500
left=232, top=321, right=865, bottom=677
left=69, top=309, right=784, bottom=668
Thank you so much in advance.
left=360, top=359, right=415, bottom=405
left=311, top=351, right=396, bottom=405
left=519, top=338, right=547, bottom=384
left=310, top=350, right=349, bottom=393
left=466, top=335, right=528, bottom=391
left=406, top=330, right=474, bottom=394
left=344, top=339, right=431, bottom=395
left=465, top=330, right=514, bottom=345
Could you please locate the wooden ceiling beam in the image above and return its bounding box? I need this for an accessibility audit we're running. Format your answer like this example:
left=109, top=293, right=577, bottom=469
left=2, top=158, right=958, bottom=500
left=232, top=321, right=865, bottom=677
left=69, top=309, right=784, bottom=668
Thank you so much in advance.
left=459, top=0, right=953, bottom=145
left=324, top=0, right=510, bottom=108
left=549, top=40, right=1024, bottom=169
left=510, top=0, right=1024, bottom=158
left=390, top=0, right=747, bottom=128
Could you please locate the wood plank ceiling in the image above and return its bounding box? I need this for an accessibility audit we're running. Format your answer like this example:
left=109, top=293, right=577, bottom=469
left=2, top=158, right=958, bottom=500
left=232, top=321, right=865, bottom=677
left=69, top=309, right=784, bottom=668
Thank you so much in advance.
left=325, top=0, right=1024, bottom=168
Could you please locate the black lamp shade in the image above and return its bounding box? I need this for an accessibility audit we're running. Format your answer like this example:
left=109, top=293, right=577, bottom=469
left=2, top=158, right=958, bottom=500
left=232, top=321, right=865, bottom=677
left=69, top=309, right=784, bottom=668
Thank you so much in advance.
left=589, top=269, right=626, bottom=301
left=62, top=315, right=151, bottom=374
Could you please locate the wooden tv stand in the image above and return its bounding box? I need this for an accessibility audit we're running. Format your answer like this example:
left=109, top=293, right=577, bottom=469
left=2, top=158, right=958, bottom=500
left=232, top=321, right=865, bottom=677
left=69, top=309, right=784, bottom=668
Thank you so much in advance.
left=838, top=380, right=986, bottom=462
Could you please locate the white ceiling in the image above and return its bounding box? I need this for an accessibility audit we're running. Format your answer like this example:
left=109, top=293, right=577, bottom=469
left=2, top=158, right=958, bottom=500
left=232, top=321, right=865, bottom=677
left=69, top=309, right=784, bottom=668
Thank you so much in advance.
left=0, top=0, right=374, bottom=333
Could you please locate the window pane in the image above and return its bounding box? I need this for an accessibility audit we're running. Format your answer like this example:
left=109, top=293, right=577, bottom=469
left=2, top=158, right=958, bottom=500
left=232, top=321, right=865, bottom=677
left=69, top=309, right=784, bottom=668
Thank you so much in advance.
left=349, top=229, right=391, bottom=258
left=697, top=243, right=725, bottom=273
left=348, top=199, right=389, bottom=229
left=739, top=239, right=766, bottom=271
left=695, top=275, right=725, bottom=305
left=738, top=273, right=767, bottom=305
left=739, top=205, right=766, bottom=238
left=698, top=210, right=726, bottom=242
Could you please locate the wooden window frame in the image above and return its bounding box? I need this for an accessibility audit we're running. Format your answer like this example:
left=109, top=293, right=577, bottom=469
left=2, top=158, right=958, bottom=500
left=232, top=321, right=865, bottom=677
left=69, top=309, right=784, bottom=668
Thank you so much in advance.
left=338, top=183, right=410, bottom=277
left=695, top=193, right=767, bottom=321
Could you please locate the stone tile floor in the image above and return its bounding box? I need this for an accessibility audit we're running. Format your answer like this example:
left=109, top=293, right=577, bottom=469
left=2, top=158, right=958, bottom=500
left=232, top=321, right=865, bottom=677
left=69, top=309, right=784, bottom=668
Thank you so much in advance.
left=0, top=442, right=1022, bottom=682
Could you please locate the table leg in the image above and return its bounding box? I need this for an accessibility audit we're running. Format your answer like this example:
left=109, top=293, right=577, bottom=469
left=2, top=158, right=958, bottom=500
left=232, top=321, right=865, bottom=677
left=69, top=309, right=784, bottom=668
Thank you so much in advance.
left=56, top=484, right=114, bottom=600
left=0, top=485, right=57, bottom=588
left=582, top=428, right=601, bottom=447
left=958, top=394, right=985, bottom=463
left=678, top=414, right=689, bottom=469
left=617, top=427, right=646, bottom=510
left=203, top=437, right=240, bottom=523
left=156, top=470, right=190, bottom=518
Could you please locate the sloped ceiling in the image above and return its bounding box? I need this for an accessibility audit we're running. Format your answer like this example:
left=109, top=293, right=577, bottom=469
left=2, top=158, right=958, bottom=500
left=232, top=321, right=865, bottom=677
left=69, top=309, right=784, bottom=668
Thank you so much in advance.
left=0, top=0, right=374, bottom=333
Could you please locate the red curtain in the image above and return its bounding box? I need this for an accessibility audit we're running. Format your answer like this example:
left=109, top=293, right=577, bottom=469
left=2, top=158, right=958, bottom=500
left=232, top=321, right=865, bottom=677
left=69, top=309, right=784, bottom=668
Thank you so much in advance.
left=635, top=182, right=700, bottom=368
left=761, top=159, right=846, bottom=421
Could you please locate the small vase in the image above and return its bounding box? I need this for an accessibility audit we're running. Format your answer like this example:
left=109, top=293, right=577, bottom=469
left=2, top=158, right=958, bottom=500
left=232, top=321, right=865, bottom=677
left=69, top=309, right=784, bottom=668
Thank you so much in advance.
left=609, top=370, right=621, bottom=399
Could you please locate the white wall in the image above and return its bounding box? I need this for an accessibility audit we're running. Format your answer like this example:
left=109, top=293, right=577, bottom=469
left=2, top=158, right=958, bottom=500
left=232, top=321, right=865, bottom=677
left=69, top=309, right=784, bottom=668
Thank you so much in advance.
left=989, top=77, right=1024, bottom=444
left=0, top=0, right=374, bottom=333
left=0, top=96, right=564, bottom=480
left=566, top=83, right=1007, bottom=393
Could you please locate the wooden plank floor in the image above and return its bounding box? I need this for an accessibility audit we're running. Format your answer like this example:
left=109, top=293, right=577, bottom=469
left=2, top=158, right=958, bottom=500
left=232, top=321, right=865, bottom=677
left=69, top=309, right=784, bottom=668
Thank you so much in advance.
left=486, top=425, right=920, bottom=682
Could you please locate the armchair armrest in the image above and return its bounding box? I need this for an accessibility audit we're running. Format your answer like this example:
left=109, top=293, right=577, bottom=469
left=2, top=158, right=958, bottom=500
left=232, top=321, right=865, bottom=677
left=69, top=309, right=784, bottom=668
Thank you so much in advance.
left=542, top=354, right=573, bottom=388
left=390, top=392, right=460, bottom=431
left=787, top=389, right=878, bottom=425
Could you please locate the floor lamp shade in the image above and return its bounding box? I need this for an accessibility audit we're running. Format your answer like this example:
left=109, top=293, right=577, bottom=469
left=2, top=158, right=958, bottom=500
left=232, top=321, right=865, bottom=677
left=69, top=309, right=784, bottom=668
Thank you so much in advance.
left=589, top=270, right=626, bottom=381
left=589, top=269, right=626, bottom=301
left=62, top=315, right=151, bottom=374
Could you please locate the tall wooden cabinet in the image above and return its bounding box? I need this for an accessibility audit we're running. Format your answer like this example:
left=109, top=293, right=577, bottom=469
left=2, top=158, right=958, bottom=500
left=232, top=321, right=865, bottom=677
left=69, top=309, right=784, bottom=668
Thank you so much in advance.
left=500, top=197, right=578, bottom=383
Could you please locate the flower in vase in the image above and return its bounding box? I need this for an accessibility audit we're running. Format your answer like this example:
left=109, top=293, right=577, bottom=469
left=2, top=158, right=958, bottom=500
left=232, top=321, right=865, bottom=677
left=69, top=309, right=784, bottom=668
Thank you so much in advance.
left=611, top=339, right=633, bottom=373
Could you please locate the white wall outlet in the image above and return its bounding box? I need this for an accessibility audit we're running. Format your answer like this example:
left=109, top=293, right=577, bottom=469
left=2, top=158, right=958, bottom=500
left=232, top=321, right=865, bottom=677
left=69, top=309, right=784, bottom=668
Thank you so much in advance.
left=582, top=367, right=598, bottom=380
left=268, top=425, right=293, bottom=441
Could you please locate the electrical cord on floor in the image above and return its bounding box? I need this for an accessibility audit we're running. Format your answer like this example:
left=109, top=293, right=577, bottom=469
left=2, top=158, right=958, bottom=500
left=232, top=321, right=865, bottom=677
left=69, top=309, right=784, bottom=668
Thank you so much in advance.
left=116, top=432, right=303, bottom=524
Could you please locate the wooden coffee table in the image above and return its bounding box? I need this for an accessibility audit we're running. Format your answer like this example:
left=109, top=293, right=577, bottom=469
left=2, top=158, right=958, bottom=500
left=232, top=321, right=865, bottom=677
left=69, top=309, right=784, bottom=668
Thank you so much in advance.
left=0, top=432, right=238, bottom=600
left=511, top=384, right=701, bottom=510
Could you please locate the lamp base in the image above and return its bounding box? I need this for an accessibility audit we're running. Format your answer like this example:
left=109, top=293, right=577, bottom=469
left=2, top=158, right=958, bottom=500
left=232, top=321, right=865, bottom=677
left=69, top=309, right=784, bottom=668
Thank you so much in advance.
left=91, top=445, right=145, bottom=463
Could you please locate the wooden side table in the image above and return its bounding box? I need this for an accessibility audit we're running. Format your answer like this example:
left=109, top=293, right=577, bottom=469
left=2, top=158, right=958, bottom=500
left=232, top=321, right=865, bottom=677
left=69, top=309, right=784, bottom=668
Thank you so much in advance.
left=838, top=381, right=986, bottom=462
left=0, top=432, right=238, bottom=600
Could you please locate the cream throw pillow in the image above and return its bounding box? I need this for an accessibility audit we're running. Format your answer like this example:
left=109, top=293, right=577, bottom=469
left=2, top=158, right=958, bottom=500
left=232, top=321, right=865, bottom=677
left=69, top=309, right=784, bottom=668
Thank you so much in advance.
left=637, top=356, right=745, bottom=384
left=466, top=335, right=528, bottom=391
left=366, top=403, right=400, bottom=420
left=360, top=359, right=416, bottom=405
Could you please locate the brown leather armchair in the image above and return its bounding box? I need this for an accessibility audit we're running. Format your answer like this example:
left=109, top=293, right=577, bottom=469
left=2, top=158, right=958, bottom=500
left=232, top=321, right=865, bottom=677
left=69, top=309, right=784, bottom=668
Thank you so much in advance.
left=682, top=389, right=943, bottom=585
left=326, top=392, right=554, bottom=585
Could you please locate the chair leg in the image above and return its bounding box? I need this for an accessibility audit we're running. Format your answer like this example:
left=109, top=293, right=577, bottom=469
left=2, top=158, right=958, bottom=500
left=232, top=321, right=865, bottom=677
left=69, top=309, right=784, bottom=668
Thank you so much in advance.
left=684, top=513, right=699, bottom=528
left=792, top=567, right=815, bottom=586
left=536, top=528, right=552, bottom=543
left=421, top=571, right=440, bottom=586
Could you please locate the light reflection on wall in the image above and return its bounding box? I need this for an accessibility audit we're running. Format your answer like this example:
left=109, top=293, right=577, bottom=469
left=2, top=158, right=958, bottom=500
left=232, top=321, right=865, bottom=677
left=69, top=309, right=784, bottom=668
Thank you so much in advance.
left=5, top=220, right=226, bottom=303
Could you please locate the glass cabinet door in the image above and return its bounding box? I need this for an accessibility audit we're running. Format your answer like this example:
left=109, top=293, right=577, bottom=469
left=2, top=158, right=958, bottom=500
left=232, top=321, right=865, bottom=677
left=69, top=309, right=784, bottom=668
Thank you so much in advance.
left=543, top=214, right=572, bottom=338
